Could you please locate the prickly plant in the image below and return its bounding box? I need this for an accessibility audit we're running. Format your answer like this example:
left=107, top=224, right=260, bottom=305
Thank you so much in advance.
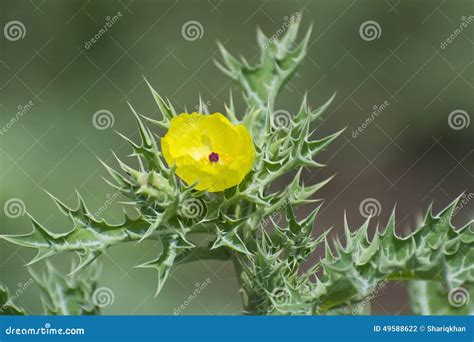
left=1, top=16, right=472, bottom=315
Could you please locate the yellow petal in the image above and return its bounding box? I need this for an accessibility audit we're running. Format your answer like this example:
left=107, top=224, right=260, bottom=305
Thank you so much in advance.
left=161, top=112, right=255, bottom=192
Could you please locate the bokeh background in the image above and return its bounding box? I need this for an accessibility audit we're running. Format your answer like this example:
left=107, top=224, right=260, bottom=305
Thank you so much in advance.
left=0, top=0, right=472, bottom=315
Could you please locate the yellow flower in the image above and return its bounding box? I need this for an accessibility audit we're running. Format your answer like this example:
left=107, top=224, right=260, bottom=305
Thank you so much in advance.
left=161, top=112, right=255, bottom=192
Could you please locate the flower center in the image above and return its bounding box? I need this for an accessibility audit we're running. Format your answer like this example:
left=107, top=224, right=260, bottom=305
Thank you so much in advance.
left=208, top=152, right=219, bottom=163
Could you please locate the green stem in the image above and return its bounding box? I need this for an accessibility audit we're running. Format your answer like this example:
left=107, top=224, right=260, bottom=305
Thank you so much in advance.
left=231, top=253, right=258, bottom=314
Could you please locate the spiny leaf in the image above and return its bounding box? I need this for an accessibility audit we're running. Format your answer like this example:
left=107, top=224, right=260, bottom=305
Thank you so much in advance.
left=212, top=225, right=253, bottom=256
left=316, top=197, right=473, bottom=311
left=408, top=281, right=473, bottom=315
left=216, top=13, right=310, bottom=136
left=136, top=236, right=181, bottom=296
left=0, top=193, right=152, bottom=272
left=0, top=284, right=26, bottom=315
left=174, top=245, right=231, bottom=265
left=29, top=261, right=101, bottom=315
left=143, top=77, right=176, bottom=129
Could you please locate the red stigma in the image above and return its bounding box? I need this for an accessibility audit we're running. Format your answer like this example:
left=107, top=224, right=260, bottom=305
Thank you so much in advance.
left=208, top=152, right=219, bottom=163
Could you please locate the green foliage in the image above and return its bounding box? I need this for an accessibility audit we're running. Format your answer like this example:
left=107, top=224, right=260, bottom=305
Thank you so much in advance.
left=1, top=16, right=472, bottom=316
left=408, top=281, right=473, bottom=315
left=1, top=196, right=152, bottom=272
left=230, top=197, right=473, bottom=315
left=0, top=284, right=25, bottom=315
left=0, top=262, right=101, bottom=315
left=215, top=14, right=309, bottom=111
left=29, top=262, right=101, bottom=315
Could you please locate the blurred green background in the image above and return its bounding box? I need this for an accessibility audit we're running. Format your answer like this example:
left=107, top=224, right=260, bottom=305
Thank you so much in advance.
left=0, top=0, right=472, bottom=315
